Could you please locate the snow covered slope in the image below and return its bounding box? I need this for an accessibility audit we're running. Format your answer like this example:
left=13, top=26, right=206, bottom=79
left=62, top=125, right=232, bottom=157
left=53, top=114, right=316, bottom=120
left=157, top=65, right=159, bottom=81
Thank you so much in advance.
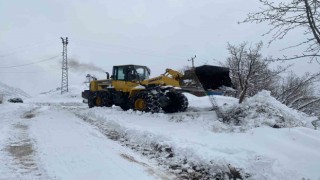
left=1, top=84, right=320, bottom=180
left=0, top=81, right=30, bottom=101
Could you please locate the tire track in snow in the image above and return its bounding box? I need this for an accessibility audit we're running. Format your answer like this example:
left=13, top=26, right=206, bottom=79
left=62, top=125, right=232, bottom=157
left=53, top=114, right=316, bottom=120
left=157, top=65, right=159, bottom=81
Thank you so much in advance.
left=29, top=104, right=170, bottom=180
left=69, top=108, right=246, bottom=180
left=119, top=153, right=172, bottom=180
left=3, top=106, right=50, bottom=179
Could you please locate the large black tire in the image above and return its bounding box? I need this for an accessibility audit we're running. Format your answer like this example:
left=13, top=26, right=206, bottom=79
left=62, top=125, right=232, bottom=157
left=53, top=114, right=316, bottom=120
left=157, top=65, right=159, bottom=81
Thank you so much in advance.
left=162, top=92, right=188, bottom=113
left=101, top=92, right=113, bottom=107
left=88, top=97, right=95, bottom=108
left=131, top=91, right=160, bottom=113
left=120, top=103, right=131, bottom=111
left=88, top=92, right=104, bottom=108
left=87, top=91, right=97, bottom=108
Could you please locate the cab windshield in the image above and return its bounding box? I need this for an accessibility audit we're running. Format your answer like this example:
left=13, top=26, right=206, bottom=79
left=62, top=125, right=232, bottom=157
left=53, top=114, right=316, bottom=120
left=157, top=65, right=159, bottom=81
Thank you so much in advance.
left=134, top=66, right=150, bottom=81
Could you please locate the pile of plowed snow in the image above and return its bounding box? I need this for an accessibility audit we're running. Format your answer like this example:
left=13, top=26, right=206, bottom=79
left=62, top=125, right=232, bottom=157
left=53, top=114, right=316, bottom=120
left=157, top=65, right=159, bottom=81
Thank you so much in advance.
left=219, top=90, right=316, bottom=130
left=0, top=81, right=30, bottom=100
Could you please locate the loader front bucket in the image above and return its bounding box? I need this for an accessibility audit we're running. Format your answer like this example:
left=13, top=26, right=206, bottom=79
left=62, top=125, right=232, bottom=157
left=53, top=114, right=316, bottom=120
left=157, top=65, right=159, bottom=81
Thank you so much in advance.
left=180, top=65, right=233, bottom=97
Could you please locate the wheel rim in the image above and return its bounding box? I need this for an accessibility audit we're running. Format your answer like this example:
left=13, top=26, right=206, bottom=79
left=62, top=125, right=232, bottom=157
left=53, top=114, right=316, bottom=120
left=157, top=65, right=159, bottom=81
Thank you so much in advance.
left=135, top=98, right=146, bottom=111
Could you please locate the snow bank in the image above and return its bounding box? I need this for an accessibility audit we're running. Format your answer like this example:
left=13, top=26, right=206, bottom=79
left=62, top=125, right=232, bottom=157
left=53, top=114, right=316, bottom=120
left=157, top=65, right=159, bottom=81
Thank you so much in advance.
left=73, top=106, right=320, bottom=180
left=219, top=90, right=317, bottom=130
left=184, top=92, right=238, bottom=112
left=75, top=109, right=239, bottom=179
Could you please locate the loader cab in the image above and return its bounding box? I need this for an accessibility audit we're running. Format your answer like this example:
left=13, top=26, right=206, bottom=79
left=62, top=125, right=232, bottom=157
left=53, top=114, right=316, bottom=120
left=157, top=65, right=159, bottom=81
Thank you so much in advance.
left=112, top=65, right=150, bottom=81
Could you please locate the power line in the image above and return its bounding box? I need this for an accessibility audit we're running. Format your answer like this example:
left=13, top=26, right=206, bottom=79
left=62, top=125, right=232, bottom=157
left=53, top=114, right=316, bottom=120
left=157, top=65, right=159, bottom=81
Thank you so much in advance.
left=0, top=70, right=60, bottom=74
left=0, top=55, right=60, bottom=68
left=0, top=66, right=78, bottom=73
left=0, top=39, right=57, bottom=58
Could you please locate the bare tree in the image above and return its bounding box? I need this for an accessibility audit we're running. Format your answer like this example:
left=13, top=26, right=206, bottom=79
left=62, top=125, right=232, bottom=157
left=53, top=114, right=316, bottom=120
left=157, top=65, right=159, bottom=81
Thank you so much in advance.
left=225, top=42, right=288, bottom=103
left=272, top=71, right=320, bottom=115
left=242, top=0, right=320, bottom=63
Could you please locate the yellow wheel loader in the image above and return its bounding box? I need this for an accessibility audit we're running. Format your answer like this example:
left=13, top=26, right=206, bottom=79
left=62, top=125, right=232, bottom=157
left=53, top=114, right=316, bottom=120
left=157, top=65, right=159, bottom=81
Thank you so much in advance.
left=82, top=64, right=188, bottom=113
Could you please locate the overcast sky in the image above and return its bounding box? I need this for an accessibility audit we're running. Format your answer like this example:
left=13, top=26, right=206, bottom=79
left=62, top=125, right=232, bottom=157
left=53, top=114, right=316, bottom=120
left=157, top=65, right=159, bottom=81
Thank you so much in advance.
left=1, top=0, right=319, bottom=95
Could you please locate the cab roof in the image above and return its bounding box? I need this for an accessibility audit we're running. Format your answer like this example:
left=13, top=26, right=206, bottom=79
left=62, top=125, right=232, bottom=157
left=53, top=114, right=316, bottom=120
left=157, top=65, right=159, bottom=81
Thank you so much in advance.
left=113, top=64, right=147, bottom=67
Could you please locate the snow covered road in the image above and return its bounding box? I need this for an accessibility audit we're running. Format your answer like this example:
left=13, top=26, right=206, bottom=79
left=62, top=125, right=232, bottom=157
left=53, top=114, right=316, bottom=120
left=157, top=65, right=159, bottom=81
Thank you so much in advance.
left=0, top=103, right=168, bottom=180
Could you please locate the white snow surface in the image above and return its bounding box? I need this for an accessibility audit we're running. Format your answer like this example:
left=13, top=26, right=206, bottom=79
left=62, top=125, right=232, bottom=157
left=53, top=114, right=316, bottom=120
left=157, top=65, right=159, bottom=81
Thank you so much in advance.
left=1, top=83, right=320, bottom=180
left=218, top=91, right=317, bottom=130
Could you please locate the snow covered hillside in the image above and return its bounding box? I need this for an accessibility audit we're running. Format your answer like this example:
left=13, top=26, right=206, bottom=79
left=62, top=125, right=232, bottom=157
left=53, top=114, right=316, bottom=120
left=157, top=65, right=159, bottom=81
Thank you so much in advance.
left=0, top=82, right=320, bottom=180
left=0, top=81, right=30, bottom=101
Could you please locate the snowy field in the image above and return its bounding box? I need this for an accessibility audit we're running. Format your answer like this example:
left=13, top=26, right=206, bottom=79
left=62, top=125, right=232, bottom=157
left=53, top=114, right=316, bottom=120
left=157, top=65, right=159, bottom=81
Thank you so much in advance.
left=1, top=84, right=320, bottom=179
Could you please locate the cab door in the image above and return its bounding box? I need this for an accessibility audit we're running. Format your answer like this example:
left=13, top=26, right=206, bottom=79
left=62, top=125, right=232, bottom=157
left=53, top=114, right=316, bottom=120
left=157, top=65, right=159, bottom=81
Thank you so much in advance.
left=112, top=66, right=139, bottom=92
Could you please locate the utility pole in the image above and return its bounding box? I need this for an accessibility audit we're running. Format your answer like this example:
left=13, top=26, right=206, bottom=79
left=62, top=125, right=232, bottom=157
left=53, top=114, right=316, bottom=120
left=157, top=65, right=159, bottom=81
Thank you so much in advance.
left=188, top=55, right=196, bottom=68
left=61, top=37, right=69, bottom=94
